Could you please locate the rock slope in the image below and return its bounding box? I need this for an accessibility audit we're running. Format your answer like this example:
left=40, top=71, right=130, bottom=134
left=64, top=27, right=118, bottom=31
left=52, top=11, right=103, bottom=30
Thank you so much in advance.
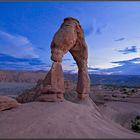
left=0, top=98, right=139, bottom=138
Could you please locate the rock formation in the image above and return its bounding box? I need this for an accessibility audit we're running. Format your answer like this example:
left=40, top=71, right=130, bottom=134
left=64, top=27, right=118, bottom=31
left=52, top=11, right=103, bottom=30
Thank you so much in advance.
left=17, top=17, right=90, bottom=103
left=38, top=17, right=90, bottom=102
left=17, top=80, right=76, bottom=103
left=0, top=96, right=20, bottom=111
left=38, top=62, right=65, bottom=102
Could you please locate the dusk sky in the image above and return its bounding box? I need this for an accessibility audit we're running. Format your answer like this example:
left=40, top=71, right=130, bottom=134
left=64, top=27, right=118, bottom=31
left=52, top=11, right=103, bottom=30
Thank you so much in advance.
left=0, top=2, right=140, bottom=75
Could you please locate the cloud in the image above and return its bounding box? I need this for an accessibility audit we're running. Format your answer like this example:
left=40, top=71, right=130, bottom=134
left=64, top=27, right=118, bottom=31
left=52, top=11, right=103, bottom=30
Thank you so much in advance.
left=88, top=66, right=103, bottom=74
left=95, top=28, right=102, bottom=35
left=70, top=64, right=76, bottom=67
left=94, top=58, right=140, bottom=75
left=0, top=30, right=38, bottom=58
left=88, top=58, right=140, bottom=75
left=114, top=37, right=125, bottom=41
left=88, top=67, right=100, bottom=71
left=117, top=46, right=137, bottom=54
left=0, top=53, right=43, bottom=65
left=0, top=53, right=49, bottom=70
left=95, top=24, right=108, bottom=35
left=84, top=24, right=94, bottom=36
left=37, top=47, right=45, bottom=51
left=63, top=58, right=72, bottom=61
left=63, top=69, right=77, bottom=74
left=112, top=57, right=140, bottom=65
left=107, top=58, right=140, bottom=75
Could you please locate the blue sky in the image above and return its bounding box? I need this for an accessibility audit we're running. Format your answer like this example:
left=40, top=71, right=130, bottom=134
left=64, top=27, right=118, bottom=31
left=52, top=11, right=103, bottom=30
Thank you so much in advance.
left=0, top=2, right=140, bottom=75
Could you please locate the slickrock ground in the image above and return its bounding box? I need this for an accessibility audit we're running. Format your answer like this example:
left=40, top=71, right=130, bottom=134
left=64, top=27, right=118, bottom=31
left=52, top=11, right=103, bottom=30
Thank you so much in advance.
left=0, top=98, right=140, bottom=138
left=99, top=101, right=140, bottom=130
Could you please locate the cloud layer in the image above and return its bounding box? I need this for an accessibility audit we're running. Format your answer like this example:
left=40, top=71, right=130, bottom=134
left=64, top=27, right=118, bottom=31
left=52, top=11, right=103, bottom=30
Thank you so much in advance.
left=0, top=53, right=48, bottom=71
left=89, top=58, right=140, bottom=75
left=0, top=31, right=38, bottom=58
left=114, top=37, right=125, bottom=41
left=117, top=46, right=137, bottom=54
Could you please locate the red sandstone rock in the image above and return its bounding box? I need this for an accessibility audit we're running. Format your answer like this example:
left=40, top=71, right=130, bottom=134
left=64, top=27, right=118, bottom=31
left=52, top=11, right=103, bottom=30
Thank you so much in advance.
left=0, top=96, right=20, bottom=111
left=16, top=80, right=74, bottom=103
left=17, top=17, right=90, bottom=103
left=64, top=80, right=76, bottom=91
left=38, top=94, right=57, bottom=102
left=40, top=62, right=64, bottom=101
left=39, top=17, right=90, bottom=101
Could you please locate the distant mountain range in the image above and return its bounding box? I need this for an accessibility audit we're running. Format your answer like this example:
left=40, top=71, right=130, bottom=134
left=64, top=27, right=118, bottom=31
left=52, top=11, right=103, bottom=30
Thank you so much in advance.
left=65, top=74, right=140, bottom=87
left=0, top=70, right=46, bottom=83
left=90, top=74, right=140, bottom=87
left=0, top=70, right=140, bottom=87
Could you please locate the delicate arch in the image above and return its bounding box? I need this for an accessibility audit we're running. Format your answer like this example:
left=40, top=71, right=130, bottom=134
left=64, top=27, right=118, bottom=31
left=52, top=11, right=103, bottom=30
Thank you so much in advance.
left=40, top=17, right=90, bottom=102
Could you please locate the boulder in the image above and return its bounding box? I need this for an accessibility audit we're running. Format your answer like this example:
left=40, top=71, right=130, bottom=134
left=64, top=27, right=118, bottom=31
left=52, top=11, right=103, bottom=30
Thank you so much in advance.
left=0, top=96, right=20, bottom=111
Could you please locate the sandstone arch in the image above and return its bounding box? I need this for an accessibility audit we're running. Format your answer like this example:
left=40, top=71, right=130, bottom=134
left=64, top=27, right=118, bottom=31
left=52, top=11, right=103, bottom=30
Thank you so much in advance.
left=39, top=17, right=90, bottom=102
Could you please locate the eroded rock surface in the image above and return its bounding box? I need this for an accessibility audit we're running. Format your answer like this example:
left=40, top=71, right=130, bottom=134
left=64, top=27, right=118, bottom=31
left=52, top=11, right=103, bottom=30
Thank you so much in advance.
left=17, top=17, right=90, bottom=103
left=38, top=62, right=64, bottom=102
left=39, top=17, right=90, bottom=101
left=0, top=96, right=20, bottom=111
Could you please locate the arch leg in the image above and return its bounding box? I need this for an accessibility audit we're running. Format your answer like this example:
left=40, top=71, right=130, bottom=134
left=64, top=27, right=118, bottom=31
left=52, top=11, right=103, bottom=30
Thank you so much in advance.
left=76, top=60, right=90, bottom=99
left=39, top=62, right=65, bottom=102
left=70, top=49, right=90, bottom=100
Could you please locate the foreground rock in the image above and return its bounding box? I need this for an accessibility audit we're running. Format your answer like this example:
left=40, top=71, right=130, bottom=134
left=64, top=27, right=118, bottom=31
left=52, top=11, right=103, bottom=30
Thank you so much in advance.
left=0, top=98, right=140, bottom=138
left=16, top=80, right=76, bottom=103
left=16, top=80, right=42, bottom=103
left=99, top=101, right=140, bottom=131
left=0, top=96, right=20, bottom=111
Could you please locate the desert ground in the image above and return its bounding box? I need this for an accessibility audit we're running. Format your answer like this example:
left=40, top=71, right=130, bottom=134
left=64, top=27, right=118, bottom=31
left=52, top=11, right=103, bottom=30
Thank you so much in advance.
left=0, top=70, right=140, bottom=138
